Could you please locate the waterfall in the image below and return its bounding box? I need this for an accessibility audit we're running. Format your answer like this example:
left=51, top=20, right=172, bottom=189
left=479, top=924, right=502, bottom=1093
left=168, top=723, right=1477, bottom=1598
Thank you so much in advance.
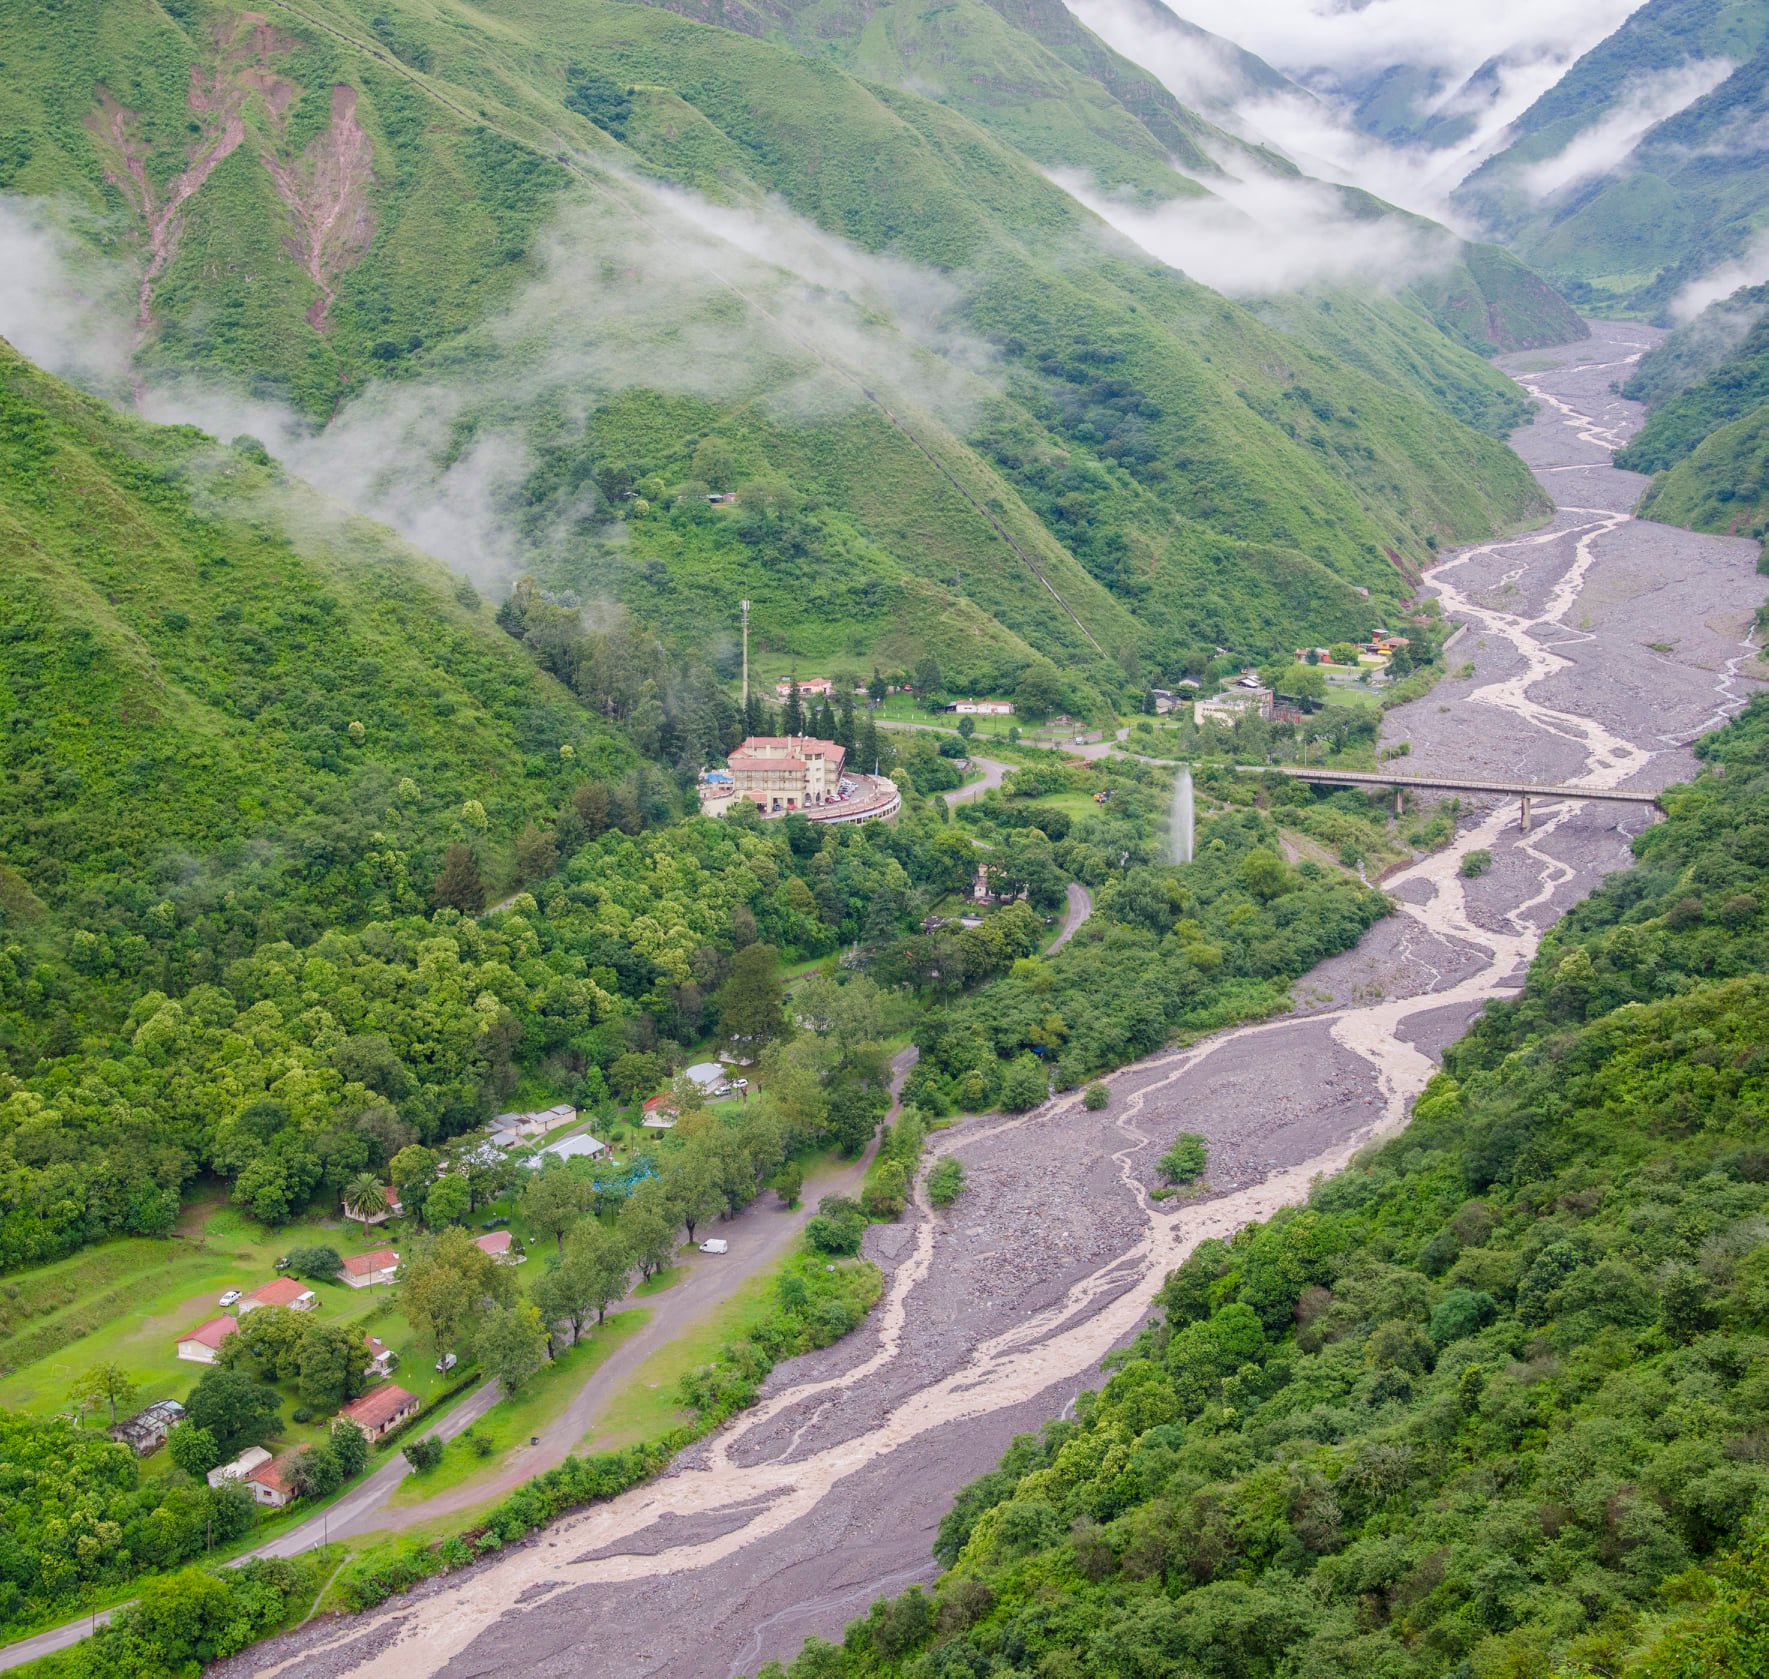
left=1171, top=762, right=1195, bottom=865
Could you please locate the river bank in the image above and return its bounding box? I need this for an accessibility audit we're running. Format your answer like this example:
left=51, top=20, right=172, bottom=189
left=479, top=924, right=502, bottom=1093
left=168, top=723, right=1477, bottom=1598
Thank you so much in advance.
left=220, top=322, right=1766, bottom=1679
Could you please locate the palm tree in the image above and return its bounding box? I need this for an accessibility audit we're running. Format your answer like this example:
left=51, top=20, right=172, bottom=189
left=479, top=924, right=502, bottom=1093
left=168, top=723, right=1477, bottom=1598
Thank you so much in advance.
left=343, top=1172, right=389, bottom=1228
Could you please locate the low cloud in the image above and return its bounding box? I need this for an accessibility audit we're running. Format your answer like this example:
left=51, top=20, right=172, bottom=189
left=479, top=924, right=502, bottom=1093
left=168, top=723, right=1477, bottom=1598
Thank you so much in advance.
left=1064, top=0, right=1608, bottom=215
left=0, top=197, right=133, bottom=393
left=1057, top=165, right=1457, bottom=297
left=1518, top=59, right=1732, bottom=199
left=1144, top=0, right=1641, bottom=88
left=1672, top=228, right=1769, bottom=323
left=0, top=176, right=997, bottom=591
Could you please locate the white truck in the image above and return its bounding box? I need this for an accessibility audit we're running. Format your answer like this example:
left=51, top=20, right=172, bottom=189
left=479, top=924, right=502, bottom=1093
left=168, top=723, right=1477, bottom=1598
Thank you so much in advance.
left=699, top=1239, right=729, bottom=1255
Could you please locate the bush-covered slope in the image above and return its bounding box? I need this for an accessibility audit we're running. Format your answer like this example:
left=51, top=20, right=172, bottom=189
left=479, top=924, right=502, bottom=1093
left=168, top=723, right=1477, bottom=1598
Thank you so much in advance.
left=0, top=0, right=1552, bottom=689
left=1456, top=0, right=1769, bottom=314
left=1619, top=285, right=1769, bottom=474
left=1637, top=403, right=1769, bottom=545
left=783, top=700, right=1769, bottom=1678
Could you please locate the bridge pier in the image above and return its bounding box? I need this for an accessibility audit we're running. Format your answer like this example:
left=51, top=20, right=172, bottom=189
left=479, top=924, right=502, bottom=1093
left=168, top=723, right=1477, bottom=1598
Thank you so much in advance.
left=1520, top=794, right=1531, bottom=835
left=1394, top=787, right=1404, bottom=817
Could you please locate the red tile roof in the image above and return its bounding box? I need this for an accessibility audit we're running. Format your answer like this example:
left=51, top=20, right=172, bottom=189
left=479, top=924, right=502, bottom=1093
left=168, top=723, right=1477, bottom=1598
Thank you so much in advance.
left=473, top=1230, right=512, bottom=1256
left=339, top=1247, right=399, bottom=1277
left=338, top=1383, right=419, bottom=1433
left=245, top=1277, right=313, bottom=1307
left=179, top=1314, right=238, bottom=1350
left=247, top=1448, right=306, bottom=1495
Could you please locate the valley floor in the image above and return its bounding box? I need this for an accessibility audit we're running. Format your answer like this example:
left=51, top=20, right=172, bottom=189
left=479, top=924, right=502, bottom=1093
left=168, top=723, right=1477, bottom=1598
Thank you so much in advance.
left=219, top=324, right=1767, bottom=1679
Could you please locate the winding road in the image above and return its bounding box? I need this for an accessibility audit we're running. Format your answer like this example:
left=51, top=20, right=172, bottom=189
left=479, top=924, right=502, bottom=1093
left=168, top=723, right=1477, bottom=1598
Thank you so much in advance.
left=188, top=328, right=1769, bottom=1677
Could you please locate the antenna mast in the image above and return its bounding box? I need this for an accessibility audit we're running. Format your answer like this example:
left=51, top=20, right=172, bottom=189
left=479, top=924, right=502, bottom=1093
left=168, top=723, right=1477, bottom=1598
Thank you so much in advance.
left=740, top=599, right=751, bottom=711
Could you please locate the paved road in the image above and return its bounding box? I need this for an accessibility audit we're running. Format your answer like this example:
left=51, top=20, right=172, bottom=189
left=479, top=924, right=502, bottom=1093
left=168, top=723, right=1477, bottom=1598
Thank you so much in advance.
left=0, top=1049, right=922, bottom=1674
left=1047, top=881, right=1094, bottom=952
left=942, top=755, right=1009, bottom=807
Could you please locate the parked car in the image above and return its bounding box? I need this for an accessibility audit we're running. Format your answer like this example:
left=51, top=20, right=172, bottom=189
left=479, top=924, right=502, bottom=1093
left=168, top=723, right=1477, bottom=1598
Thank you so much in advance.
left=435, top=1352, right=458, bottom=1373
left=731, top=1079, right=750, bottom=1090
left=699, top=1239, right=729, bottom=1255
left=272, top=1256, right=290, bottom=1271
left=218, top=1289, right=242, bottom=1307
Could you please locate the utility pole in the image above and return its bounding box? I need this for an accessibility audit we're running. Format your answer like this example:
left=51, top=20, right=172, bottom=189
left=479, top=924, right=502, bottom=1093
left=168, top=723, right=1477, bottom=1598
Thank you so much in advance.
left=740, top=599, right=751, bottom=712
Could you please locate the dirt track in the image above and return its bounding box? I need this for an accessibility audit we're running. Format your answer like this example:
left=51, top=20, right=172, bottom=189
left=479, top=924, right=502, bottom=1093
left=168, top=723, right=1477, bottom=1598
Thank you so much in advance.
left=225, top=325, right=1766, bottom=1679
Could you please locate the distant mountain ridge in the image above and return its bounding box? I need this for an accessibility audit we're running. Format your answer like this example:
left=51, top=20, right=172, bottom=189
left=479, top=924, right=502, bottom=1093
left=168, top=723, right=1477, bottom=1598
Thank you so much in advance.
left=1453, top=0, right=1769, bottom=314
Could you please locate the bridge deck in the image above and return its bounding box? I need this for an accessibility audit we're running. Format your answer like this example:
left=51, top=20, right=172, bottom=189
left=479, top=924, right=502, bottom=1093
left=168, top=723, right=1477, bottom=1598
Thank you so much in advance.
left=1237, top=766, right=1659, bottom=804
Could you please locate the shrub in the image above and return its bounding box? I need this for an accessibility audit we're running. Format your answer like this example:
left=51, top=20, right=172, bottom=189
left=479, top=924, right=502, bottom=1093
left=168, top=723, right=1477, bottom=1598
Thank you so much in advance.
left=806, top=1213, right=865, bottom=1256
left=285, top=1244, right=344, bottom=1279
left=1157, top=1132, right=1207, bottom=1185
left=1082, top=1083, right=1110, bottom=1110
left=403, top=1436, right=444, bottom=1473
left=1460, top=849, right=1493, bottom=878
left=927, top=1158, right=966, bottom=1207
left=998, top=1054, right=1049, bottom=1112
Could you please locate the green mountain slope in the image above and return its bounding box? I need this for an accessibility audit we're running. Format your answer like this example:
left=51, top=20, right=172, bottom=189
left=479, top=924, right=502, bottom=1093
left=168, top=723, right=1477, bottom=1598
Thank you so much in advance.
left=0, top=335, right=625, bottom=925
left=1638, top=403, right=1769, bottom=544
left=1618, top=283, right=1769, bottom=474
left=1455, top=0, right=1769, bottom=314
left=787, top=695, right=1769, bottom=1679
left=746, top=0, right=1583, bottom=356
left=0, top=0, right=1553, bottom=691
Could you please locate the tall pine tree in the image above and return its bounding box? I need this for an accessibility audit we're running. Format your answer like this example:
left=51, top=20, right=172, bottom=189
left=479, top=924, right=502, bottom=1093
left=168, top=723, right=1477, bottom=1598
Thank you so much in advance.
left=783, top=679, right=805, bottom=736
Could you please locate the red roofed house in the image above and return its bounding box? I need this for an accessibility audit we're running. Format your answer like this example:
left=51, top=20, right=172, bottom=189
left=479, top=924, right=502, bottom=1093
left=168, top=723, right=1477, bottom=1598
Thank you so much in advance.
left=472, top=1230, right=524, bottom=1264
left=364, top=1335, right=398, bottom=1379
left=245, top=1448, right=307, bottom=1509
left=726, top=734, right=846, bottom=813
left=239, top=1278, right=317, bottom=1314
left=338, top=1383, right=421, bottom=1442
left=337, top=1247, right=400, bottom=1289
left=177, top=1314, right=239, bottom=1364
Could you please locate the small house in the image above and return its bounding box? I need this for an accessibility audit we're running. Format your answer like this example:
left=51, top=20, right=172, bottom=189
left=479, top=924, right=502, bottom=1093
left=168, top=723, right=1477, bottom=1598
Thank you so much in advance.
left=239, top=1278, right=317, bottom=1314
left=337, top=1383, right=420, bottom=1443
left=207, top=1445, right=272, bottom=1488
left=473, top=1230, right=524, bottom=1264
left=364, top=1335, right=398, bottom=1379
left=948, top=698, right=1014, bottom=716
left=524, top=1134, right=609, bottom=1169
left=684, top=1061, right=728, bottom=1095
left=245, top=1449, right=306, bottom=1509
left=177, top=1314, right=239, bottom=1364
left=338, top=1247, right=400, bottom=1289
left=641, top=1093, right=679, bottom=1130
left=108, top=1399, right=186, bottom=1456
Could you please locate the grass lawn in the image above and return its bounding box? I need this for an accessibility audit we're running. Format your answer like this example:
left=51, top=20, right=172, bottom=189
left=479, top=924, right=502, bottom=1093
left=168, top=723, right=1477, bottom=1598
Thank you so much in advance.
left=585, top=1267, right=786, bottom=1451
left=634, top=1265, right=685, bottom=1296
left=0, top=1200, right=466, bottom=1453
left=384, top=1310, right=651, bottom=1508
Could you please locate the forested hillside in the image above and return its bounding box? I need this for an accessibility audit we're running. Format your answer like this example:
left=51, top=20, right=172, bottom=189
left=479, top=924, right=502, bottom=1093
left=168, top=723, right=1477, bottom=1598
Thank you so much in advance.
left=785, top=699, right=1769, bottom=1678
left=0, top=0, right=1555, bottom=694
left=0, top=339, right=628, bottom=921
left=1456, top=0, right=1769, bottom=315
left=1614, top=287, right=1769, bottom=545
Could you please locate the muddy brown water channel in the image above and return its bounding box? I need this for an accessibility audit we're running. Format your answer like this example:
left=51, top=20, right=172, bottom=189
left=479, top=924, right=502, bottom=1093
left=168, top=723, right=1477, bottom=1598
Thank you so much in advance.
left=229, top=325, right=1765, bottom=1679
